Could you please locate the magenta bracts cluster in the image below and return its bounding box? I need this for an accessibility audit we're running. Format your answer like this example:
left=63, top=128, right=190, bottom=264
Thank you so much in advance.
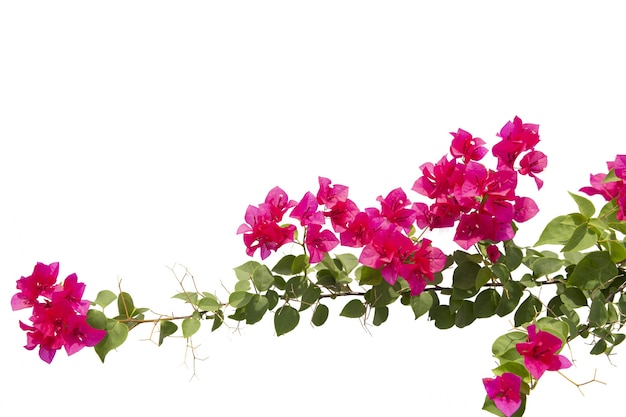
left=11, top=262, right=106, bottom=363
left=412, top=116, right=546, bottom=249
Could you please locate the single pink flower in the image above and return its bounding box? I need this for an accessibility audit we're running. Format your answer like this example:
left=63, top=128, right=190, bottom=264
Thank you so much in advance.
left=317, top=177, right=349, bottom=208
left=518, top=150, right=547, bottom=189
left=486, top=244, right=501, bottom=263
left=449, top=128, right=488, bottom=162
left=377, top=188, right=416, bottom=233
left=513, top=196, right=539, bottom=222
left=11, top=262, right=60, bottom=311
left=454, top=212, right=494, bottom=250
left=515, top=324, right=572, bottom=380
left=305, top=223, right=339, bottom=264
left=290, top=191, right=325, bottom=226
left=339, top=211, right=374, bottom=247
left=483, top=372, right=522, bottom=417
left=324, top=198, right=359, bottom=233
left=263, top=186, right=297, bottom=222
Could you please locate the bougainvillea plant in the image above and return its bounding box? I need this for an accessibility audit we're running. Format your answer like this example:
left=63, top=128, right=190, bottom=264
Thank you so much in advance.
left=12, top=117, right=626, bottom=416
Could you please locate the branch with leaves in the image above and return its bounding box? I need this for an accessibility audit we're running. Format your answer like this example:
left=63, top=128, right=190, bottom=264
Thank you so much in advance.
left=11, top=116, right=626, bottom=417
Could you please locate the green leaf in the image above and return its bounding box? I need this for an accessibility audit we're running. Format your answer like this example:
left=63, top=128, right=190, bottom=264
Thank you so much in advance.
left=430, top=305, right=456, bottom=329
left=274, top=305, right=299, bottom=336
left=475, top=267, right=493, bottom=289
left=291, top=254, right=308, bottom=274
left=492, top=331, right=527, bottom=359
left=590, top=339, right=608, bottom=355
left=455, top=300, right=476, bottom=328
left=117, top=292, right=135, bottom=318
left=211, top=310, right=224, bottom=332
left=410, top=291, right=434, bottom=319
left=560, top=288, right=588, bottom=309
left=355, top=265, right=383, bottom=286
left=373, top=306, right=389, bottom=326
left=531, top=257, right=563, bottom=278
left=496, top=281, right=523, bottom=317
left=336, top=253, right=359, bottom=273
left=561, top=223, right=597, bottom=252
left=340, top=299, right=366, bottom=318
left=453, top=261, right=481, bottom=290
left=365, top=281, right=399, bottom=307
left=535, top=214, right=584, bottom=246
left=229, top=291, right=254, bottom=308
left=503, top=243, right=523, bottom=271
left=94, top=290, right=117, bottom=308
left=272, top=255, right=295, bottom=275
left=95, top=320, right=129, bottom=362
left=566, top=251, right=619, bottom=290
left=285, top=275, right=308, bottom=298
left=514, top=294, right=542, bottom=327
left=569, top=191, right=596, bottom=218
left=265, top=289, right=279, bottom=310
left=198, top=293, right=220, bottom=312
left=311, top=303, right=329, bottom=327
left=607, top=240, right=626, bottom=263
left=589, top=293, right=608, bottom=327
left=234, top=260, right=261, bottom=281
left=172, top=292, right=199, bottom=305
left=474, top=289, right=500, bottom=318
left=252, top=265, right=275, bottom=292
left=300, top=285, right=321, bottom=312
left=235, top=280, right=251, bottom=292
left=158, top=320, right=178, bottom=345
left=245, top=294, right=269, bottom=324
left=86, top=309, right=108, bottom=330
left=182, top=318, right=201, bottom=338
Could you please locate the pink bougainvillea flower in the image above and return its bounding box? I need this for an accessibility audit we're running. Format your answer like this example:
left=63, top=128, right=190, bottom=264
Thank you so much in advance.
left=412, top=155, right=461, bottom=199
left=324, top=198, right=359, bottom=233
left=238, top=204, right=296, bottom=259
left=62, top=314, right=107, bottom=356
left=316, top=177, right=349, bottom=208
left=493, top=116, right=540, bottom=170
left=486, top=244, right=501, bottom=263
left=340, top=211, right=375, bottom=248
left=289, top=191, right=325, bottom=226
left=579, top=173, right=621, bottom=201
left=399, top=239, right=447, bottom=296
left=513, top=196, right=539, bottom=223
left=518, top=150, right=547, bottom=189
left=305, top=223, right=339, bottom=264
left=263, top=186, right=297, bottom=222
left=11, top=262, right=60, bottom=311
left=51, top=273, right=90, bottom=315
left=483, top=372, right=522, bottom=417
left=454, top=211, right=494, bottom=250
left=359, top=226, right=415, bottom=285
left=449, top=128, right=488, bottom=162
left=413, top=201, right=460, bottom=230
left=14, top=263, right=106, bottom=364
left=376, top=187, right=417, bottom=233
left=515, top=324, right=572, bottom=380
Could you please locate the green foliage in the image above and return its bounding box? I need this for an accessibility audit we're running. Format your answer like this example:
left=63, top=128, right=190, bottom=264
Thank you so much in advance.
left=81, top=190, right=626, bottom=417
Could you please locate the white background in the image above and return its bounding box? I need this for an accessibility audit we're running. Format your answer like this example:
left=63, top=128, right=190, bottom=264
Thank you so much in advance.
left=1, top=1, right=624, bottom=416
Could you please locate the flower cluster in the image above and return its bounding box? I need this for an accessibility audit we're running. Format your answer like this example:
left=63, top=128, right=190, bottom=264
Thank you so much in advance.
left=11, top=262, right=106, bottom=363
left=238, top=179, right=447, bottom=296
left=483, top=325, right=572, bottom=416
left=412, top=116, right=546, bottom=249
left=579, top=154, right=626, bottom=220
